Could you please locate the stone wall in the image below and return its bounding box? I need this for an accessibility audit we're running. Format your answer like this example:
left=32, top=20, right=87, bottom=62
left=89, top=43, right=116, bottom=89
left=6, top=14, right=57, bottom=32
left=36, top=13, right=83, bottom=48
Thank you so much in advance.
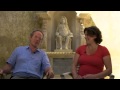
left=47, top=52, right=75, bottom=75
left=53, top=58, right=72, bottom=74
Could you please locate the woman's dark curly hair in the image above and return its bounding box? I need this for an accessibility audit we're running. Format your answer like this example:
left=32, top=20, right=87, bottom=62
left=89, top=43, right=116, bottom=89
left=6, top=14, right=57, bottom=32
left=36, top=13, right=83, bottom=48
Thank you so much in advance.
left=84, top=26, right=102, bottom=44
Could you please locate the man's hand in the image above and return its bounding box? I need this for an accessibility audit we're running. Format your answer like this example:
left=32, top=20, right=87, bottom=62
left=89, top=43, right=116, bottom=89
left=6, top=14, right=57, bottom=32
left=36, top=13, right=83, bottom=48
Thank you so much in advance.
left=0, top=69, right=3, bottom=75
left=46, top=69, right=54, bottom=79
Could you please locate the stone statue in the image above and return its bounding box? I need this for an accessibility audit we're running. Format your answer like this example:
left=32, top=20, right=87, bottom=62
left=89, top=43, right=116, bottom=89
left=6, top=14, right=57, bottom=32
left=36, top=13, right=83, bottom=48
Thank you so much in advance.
left=56, top=16, right=73, bottom=50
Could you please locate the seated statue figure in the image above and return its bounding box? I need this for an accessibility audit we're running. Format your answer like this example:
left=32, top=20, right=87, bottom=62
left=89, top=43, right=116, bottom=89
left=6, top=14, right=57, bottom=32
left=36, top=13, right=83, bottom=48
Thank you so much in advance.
left=56, top=16, right=73, bottom=50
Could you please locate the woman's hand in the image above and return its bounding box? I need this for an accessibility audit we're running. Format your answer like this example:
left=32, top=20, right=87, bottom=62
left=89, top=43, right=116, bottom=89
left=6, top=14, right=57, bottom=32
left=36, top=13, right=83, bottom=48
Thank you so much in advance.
left=82, top=74, right=97, bottom=79
left=74, top=75, right=83, bottom=79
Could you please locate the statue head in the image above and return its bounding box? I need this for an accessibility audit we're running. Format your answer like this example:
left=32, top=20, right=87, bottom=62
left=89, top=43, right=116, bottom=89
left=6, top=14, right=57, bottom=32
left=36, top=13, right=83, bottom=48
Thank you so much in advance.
left=59, top=16, right=68, bottom=25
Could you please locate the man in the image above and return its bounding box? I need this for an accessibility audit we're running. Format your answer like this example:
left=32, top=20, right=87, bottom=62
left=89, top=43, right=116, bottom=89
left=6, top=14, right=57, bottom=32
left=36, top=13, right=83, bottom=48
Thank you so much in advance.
left=0, top=30, right=54, bottom=79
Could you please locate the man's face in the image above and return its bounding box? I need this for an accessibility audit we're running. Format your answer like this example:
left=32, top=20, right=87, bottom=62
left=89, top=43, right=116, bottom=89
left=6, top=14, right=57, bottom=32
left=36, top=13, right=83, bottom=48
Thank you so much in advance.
left=30, top=31, right=43, bottom=48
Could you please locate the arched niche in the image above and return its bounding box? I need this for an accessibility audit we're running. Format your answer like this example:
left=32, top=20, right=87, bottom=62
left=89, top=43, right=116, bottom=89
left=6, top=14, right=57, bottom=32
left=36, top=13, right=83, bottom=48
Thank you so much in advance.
left=47, top=11, right=77, bottom=51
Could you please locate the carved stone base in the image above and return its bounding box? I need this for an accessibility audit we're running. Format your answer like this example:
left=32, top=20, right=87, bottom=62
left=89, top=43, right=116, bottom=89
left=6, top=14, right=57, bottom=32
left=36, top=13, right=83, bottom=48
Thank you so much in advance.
left=54, top=49, right=73, bottom=52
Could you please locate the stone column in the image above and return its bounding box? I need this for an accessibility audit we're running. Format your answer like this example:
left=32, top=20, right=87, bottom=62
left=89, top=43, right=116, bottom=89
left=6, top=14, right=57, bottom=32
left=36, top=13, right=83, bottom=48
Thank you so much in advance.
left=80, top=19, right=86, bottom=45
left=36, top=12, right=51, bottom=51
left=76, top=17, right=81, bottom=48
left=41, top=19, right=48, bottom=51
left=77, top=17, right=86, bottom=45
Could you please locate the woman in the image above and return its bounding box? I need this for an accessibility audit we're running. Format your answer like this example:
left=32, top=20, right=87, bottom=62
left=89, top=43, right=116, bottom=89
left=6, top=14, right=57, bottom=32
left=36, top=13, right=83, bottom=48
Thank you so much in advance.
left=72, top=26, right=112, bottom=79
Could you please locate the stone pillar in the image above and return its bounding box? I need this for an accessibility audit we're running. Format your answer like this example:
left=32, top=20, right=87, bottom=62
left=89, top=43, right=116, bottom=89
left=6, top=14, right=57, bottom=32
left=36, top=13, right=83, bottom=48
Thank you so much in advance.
left=79, top=19, right=86, bottom=45
left=77, top=17, right=86, bottom=46
left=76, top=17, right=81, bottom=48
left=36, top=12, right=51, bottom=51
left=41, top=19, right=48, bottom=51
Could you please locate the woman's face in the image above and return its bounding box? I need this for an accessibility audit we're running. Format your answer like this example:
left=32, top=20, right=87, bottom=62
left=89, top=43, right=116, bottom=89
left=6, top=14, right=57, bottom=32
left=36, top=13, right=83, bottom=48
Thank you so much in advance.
left=84, top=31, right=96, bottom=45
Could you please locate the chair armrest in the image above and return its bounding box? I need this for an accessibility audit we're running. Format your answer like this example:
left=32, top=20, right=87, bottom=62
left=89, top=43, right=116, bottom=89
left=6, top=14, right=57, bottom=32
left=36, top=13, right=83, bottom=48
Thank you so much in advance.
left=109, top=74, right=115, bottom=79
left=60, top=72, right=72, bottom=79
left=0, top=74, right=5, bottom=79
left=0, top=72, right=12, bottom=79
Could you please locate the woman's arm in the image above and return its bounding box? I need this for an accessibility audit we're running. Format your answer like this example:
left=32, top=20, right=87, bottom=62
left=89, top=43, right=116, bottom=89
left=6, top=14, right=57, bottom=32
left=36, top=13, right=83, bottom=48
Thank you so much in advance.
left=72, top=53, right=83, bottom=79
left=95, top=55, right=112, bottom=78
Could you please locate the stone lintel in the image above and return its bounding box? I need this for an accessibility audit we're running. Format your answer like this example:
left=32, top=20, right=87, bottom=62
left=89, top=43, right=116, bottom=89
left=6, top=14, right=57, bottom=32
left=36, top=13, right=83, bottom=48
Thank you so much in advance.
left=54, top=49, right=73, bottom=52
left=46, top=52, right=75, bottom=58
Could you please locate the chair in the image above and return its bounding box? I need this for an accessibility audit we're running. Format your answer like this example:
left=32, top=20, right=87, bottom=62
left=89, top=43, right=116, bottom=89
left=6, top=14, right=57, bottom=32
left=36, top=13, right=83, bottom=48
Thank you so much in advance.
left=0, top=73, right=11, bottom=79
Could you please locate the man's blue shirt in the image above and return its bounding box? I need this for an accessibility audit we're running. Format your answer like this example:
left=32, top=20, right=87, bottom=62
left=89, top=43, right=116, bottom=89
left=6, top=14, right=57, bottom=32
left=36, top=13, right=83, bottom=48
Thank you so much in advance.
left=7, top=46, right=51, bottom=79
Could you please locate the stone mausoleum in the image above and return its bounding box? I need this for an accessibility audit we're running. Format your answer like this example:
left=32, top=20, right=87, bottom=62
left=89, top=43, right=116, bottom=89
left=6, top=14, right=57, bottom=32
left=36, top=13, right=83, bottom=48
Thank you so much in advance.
left=0, top=11, right=95, bottom=75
